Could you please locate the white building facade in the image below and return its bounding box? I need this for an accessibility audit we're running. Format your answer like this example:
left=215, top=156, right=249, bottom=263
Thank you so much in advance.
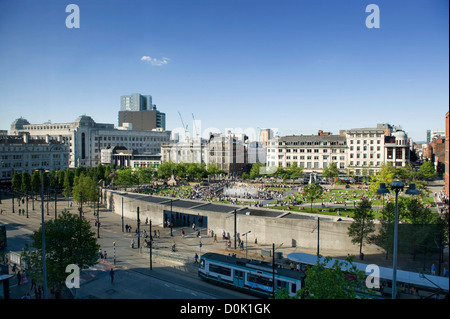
left=268, top=124, right=411, bottom=177
left=10, top=115, right=171, bottom=168
left=266, top=134, right=347, bottom=173
left=0, top=134, right=69, bottom=183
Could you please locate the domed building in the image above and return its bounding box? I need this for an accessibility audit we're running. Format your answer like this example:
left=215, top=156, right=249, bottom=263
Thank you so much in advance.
left=384, top=129, right=410, bottom=167
left=9, top=115, right=171, bottom=168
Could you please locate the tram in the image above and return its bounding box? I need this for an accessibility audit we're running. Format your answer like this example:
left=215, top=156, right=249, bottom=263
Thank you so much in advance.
left=287, top=252, right=449, bottom=299
left=198, top=252, right=304, bottom=298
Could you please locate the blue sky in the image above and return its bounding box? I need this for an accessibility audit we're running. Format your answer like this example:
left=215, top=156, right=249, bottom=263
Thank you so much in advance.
left=0, top=0, right=448, bottom=142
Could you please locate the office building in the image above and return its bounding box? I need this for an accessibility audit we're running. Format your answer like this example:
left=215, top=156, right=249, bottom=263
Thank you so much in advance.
left=119, top=93, right=166, bottom=130
left=0, top=133, right=69, bottom=183
left=267, top=132, right=347, bottom=173
left=10, top=115, right=170, bottom=168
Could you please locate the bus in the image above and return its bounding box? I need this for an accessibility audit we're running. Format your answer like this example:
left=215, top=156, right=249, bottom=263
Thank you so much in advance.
left=198, top=252, right=304, bottom=298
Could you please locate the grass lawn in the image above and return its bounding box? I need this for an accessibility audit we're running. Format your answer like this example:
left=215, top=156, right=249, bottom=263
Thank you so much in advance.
left=271, top=205, right=385, bottom=219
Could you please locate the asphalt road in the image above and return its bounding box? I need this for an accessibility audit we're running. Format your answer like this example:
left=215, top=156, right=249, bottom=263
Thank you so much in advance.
left=0, top=194, right=257, bottom=299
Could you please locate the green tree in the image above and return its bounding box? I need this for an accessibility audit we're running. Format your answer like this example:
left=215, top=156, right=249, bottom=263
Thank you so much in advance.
left=249, top=163, right=265, bottom=179
left=368, top=162, right=396, bottom=195
left=24, top=210, right=100, bottom=298
left=302, top=182, right=324, bottom=213
left=322, top=162, right=340, bottom=184
left=21, top=171, right=32, bottom=194
left=296, top=255, right=372, bottom=299
left=11, top=171, right=22, bottom=192
left=347, top=198, right=376, bottom=256
left=31, top=170, right=41, bottom=194
left=369, top=200, right=407, bottom=259
left=157, top=161, right=176, bottom=179
left=286, top=162, right=303, bottom=181
left=207, top=162, right=224, bottom=177
left=72, top=174, right=98, bottom=205
left=62, top=169, right=73, bottom=201
left=115, top=167, right=135, bottom=186
left=418, top=161, right=437, bottom=180
left=134, top=167, right=155, bottom=185
left=186, top=163, right=207, bottom=181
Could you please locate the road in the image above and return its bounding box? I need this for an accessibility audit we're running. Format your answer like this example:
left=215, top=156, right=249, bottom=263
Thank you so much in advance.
left=0, top=194, right=257, bottom=299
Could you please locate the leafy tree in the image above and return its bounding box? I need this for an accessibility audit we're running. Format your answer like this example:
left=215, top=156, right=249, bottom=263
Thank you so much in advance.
left=369, top=200, right=407, bottom=259
left=62, top=169, right=74, bottom=201
left=186, top=163, right=207, bottom=181
left=347, top=198, right=376, bottom=256
left=368, top=162, right=395, bottom=195
left=31, top=170, right=41, bottom=194
left=21, top=171, right=32, bottom=194
left=296, top=255, right=373, bottom=299
left=249, top=163, right=265, bottom=179
left=157, top=161, right=176, bottom=179
left=11, top=171, right=22, bottom=192
left=134, top=167, right=155, bottom=185
left=72, top=174, right=98, bottom=205
left=322, top=162, right=340, bottom=183
left=302, top=182, right=324, bottom=213
left=418, top=161, right=437, bottom=180
left=115, top=167, right=136, bottom=186
left=207, top=162, right=224, bottom=177
left=402, top=197, right=441, bottom=261
left=24, top=211, right=100, bottom=298
left=274, top=167, right=289, bottom=181
left=286, top=162, right=303, bottom=180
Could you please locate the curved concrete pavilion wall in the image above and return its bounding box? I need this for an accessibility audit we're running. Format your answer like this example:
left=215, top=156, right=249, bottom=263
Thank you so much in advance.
left=104, top=189, right=381, bottom=255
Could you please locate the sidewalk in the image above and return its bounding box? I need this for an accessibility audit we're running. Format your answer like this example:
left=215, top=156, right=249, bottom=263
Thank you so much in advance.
left=1, top=191, right=448, bottom=299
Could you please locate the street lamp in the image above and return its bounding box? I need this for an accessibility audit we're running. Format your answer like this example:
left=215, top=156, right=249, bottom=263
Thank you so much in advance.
left=35, top=168, right=48, bottom=299
left=377, top=180, right=419, bottom=299
left=242, top=231, right=251, bottom=259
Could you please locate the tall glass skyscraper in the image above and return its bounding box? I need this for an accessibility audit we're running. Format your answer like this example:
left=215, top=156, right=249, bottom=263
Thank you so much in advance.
left=120, top=93, right=154, bottom=111
left=119, top=93, right=166, bottom=130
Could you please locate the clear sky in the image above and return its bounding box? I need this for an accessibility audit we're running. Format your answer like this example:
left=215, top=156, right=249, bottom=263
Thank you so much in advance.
left=0, top=0, right=448, bottom=142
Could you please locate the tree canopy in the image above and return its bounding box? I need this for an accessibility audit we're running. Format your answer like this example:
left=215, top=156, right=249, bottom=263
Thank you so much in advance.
left=23, top=211, right=100, bottom=298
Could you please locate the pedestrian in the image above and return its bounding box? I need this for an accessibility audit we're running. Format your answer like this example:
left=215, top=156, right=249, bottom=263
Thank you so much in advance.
left=431, top=264, right=436, bottom=275
left=194, top=253, right=198, bottom=264
left=110, top=268, right=115, bottom=283
left=131, top=239, right=135, bottom=249
left=17, top=270, right=22, bottom=285
left=104, top=251, right=107, bottom=260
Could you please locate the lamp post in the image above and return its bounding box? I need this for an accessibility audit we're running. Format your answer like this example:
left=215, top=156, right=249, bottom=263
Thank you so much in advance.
left=113, top=241, right=116, bottom=265
left=36, top=168, right=48, bottom=299
left=242, top=231, right=251, bottom=259
left=377, top=181, right=419, bottom=299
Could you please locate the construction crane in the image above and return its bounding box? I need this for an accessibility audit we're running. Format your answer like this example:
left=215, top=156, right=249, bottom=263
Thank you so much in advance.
left=192, top=113, right=200, bottom=138
left=178, top=111, right=189, bottom=142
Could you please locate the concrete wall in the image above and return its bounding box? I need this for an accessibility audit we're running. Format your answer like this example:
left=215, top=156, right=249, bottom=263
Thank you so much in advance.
left=103, top=189, right=381, bottom=255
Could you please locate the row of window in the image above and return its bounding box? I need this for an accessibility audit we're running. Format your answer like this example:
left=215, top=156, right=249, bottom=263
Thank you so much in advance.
left=270, top=148, right=345, bottom=153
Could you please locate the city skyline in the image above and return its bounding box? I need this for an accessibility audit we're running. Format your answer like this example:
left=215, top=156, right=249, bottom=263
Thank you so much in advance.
left=0, top=0, right=448, bottom=142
